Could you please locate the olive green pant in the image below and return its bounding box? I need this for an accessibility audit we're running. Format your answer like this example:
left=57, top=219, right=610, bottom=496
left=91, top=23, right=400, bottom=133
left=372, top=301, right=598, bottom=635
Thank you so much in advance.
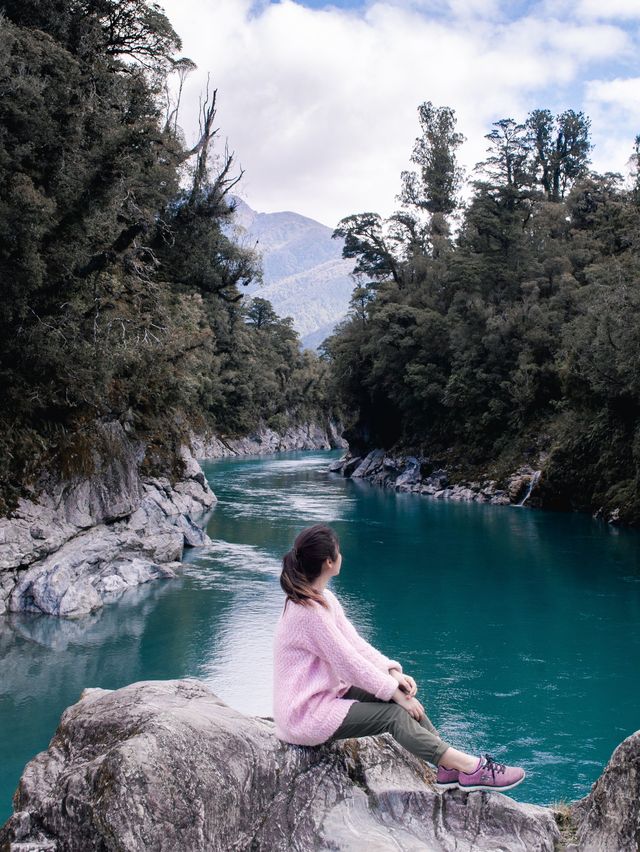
left=325, top=685, right=451, bottom=767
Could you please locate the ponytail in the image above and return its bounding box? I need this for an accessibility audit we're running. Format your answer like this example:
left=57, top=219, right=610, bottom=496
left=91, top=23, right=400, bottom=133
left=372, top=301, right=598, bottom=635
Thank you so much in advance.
left=280, top=524, right=340, bottom=611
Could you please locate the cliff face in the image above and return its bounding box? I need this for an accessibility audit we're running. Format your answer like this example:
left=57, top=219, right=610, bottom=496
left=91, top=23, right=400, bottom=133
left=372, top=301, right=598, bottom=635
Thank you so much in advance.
left=0, top=419, right=346, bottom=619
left=0, top=421, right=215, bottom=618
left=0, top=678, right=636, bottom=851
left=191, top=417, right=347, bottom=459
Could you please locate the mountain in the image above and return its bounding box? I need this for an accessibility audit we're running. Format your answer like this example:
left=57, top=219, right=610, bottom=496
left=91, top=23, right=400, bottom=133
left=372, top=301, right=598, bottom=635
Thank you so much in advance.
left=229, top=198, right=355, bottom=350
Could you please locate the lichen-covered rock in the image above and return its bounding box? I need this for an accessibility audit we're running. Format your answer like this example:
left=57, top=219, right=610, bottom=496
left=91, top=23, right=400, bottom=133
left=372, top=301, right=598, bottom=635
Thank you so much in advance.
left=0, top=440, right=215, bottom=618
left=0, top=679, right=564, bottom=852
left=571, top=729, right=640, bottom=851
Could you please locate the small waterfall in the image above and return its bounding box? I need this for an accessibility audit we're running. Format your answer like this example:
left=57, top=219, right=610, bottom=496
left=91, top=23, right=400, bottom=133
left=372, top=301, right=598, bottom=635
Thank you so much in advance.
left=517, top=470, right=541, bottom=507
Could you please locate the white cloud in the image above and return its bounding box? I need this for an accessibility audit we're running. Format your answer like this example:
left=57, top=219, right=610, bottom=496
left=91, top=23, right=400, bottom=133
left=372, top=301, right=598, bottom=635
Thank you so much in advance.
left=398, top=0, right=502, bottom=16
left=586, top=76, right=640, bottom=113
left=546, top=22, right=629, bottom=60
left=578, top=0, right=640, bottom=19
left=585, top=77, right=640, bottom=177
left=159, top=0, right=639, bottom=225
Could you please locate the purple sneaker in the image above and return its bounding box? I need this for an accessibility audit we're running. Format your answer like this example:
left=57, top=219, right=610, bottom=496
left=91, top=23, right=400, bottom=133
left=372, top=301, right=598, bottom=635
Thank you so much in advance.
left=458, top=754, right=525, bottom=793
left=435, top=765, right=459, bottom=790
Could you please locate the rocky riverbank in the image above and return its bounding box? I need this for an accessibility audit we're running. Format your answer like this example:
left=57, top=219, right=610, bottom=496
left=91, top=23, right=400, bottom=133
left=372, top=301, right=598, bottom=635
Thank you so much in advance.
left=0, top=678, right=636, bottom=851
left=190, top=417, right=347, bottom=459
left=330, top=449, right=547, bottom=508
left=0, top=418, right=346, bottom=619
left=330, top=448, right=622, bottom=524
left=0, top=422, right=215, bottom=619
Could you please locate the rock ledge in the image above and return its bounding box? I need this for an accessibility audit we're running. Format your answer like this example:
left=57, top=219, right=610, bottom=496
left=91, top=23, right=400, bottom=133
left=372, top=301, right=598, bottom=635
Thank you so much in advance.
left=1, top=679, right=637, bottom=851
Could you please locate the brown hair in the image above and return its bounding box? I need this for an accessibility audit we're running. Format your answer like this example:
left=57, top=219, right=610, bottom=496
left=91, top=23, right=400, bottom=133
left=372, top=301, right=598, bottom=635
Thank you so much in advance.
left=280, top=523, right=340, bottom=611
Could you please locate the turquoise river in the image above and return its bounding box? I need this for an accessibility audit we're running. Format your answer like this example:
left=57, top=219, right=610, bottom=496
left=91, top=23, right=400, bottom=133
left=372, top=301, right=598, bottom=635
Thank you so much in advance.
left=1, top=448, right=640, bottom=822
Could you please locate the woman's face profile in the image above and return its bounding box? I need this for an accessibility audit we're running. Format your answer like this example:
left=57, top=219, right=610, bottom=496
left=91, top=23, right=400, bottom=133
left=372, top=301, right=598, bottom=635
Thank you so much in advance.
left=329, top=548, right=343, bottom=577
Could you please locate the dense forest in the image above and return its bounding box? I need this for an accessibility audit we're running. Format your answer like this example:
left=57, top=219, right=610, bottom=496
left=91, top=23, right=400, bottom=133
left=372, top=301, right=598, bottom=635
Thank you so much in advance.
left=323, top=104, right=640, bottom=523
left=3, top=0, right=638, bottom=525
left=0, top=0, right=334, bottom=512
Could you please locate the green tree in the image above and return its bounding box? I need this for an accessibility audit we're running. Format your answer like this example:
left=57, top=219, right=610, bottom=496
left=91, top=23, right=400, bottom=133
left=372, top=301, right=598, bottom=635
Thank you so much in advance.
left=246, top=297, right=281, bottom=329
left=325, top=100, right=640, bottom=522
left=399, top=101, right=465, bottom=251
left=0, top=2, right=337, bottom=509
left=332, top=213, right=400, bottom=285
left=526, top=109, right=592, bottom=201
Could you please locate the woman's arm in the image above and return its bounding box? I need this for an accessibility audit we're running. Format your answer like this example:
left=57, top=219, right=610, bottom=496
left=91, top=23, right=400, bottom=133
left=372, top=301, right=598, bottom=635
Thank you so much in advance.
left=302, top=604, right=399, bottom=700
left=327, top=590, right=403, bottom=674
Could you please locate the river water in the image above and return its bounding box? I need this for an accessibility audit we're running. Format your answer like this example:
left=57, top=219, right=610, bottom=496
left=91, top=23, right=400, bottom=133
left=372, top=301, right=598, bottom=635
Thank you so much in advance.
left=1, top=448, right=639, bottom=822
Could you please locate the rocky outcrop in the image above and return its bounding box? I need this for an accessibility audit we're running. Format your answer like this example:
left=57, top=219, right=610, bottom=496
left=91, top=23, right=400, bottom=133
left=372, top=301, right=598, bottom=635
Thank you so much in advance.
left=570, top=729, right=640, bottom=851
left=331, top=450, right=547, bottom=509
left=0, top=422, right=215, bottom=618
left=333, top=447, right=629, bottom=524
left=1, top=678, right=636, bottom=851
left=191, top=417, right=347, bottom=459
left=0, top=417, right=346, bottom=619
left=0, top=679, right=565, bottom=851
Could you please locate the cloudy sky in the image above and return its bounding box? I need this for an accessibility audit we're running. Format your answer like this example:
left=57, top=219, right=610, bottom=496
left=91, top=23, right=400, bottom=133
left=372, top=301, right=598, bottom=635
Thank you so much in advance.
left=159, top=0, right=640, bottom=227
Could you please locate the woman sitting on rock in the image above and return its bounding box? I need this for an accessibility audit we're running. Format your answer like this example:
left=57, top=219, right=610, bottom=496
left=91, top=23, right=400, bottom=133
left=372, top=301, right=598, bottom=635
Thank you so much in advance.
left=272, top=522, right=525, bottom=793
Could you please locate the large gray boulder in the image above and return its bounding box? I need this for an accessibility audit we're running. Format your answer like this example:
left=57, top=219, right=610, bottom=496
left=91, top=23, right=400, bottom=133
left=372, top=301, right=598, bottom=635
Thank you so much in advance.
left=571, top=729, right=640, bottom=851
left=0, top=433, right=215, bottom=618
left=395, top=457, right=421, bottom=490
left=351, top=449, right=386, bottom=479
left=4, top=678, right=621, bottom=852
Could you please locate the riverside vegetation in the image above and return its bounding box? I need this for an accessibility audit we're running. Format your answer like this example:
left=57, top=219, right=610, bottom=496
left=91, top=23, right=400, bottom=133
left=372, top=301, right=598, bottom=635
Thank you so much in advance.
left=323, top=103, right=640, bottom=525
left=0, top=0, right=337, bottom=515
left=1, top=4, right=640, bottom=847
left=3, top=0, right=640, bottom=529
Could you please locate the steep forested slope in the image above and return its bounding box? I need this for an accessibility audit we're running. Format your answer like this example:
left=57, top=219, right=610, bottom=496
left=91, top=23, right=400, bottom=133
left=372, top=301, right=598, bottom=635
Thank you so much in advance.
left=323, top=105, right=640, bottom=522
left=0, top=0, right=337, bottom=511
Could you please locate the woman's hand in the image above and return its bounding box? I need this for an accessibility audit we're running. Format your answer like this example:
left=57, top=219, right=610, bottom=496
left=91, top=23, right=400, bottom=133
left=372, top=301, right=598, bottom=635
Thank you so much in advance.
left=392, top=686, right=426, bottom=721
left=390, top=669, right=418, bottom=698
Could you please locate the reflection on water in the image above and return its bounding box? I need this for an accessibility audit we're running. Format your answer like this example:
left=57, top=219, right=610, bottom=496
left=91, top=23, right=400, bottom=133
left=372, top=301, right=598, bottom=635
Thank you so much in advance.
left=2, top=448, right=640, bottom=822
left=198, top=590, right=281, bottom=717
left=186, top=540, right=281, bottom=579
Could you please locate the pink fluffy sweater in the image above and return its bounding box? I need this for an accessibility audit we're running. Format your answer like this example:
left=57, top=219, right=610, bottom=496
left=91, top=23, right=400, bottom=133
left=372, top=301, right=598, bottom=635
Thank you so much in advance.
left=272, top=586, right=403, bottom=746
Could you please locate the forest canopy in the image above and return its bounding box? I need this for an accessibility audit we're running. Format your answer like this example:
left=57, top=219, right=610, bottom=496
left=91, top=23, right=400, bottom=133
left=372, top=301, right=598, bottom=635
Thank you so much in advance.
left=323, top=103, right=640, bottom=523
left=0, top=0, right=334, bottom=510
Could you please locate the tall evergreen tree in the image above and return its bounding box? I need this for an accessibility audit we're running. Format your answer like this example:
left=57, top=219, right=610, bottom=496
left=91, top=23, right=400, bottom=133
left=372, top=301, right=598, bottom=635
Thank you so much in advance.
left=0, top=1, right=337, bottom=510
left=526, top=109, right=592, bottom=201
left=398, top=101, right=465, bottom=252
left=325, top=100, right=640, bottom=523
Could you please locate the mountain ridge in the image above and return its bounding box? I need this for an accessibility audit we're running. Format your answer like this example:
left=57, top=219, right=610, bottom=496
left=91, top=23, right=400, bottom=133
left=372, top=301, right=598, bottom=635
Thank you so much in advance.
left=230, top=197, right=355, bottom=349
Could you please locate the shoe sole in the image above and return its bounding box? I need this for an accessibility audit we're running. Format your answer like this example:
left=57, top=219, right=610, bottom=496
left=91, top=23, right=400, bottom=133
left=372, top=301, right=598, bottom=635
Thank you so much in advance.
left=434, top=781, right=459, bottom=791
left=458, top=771, right=526, bottom=793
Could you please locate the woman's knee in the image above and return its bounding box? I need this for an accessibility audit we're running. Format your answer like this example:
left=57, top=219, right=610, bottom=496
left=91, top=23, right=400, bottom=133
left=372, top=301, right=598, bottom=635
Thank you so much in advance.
left=387, top=706, right=436, bottom=741
left=385, top=704, right=410, bottom=731
left=418, top=713, right=438, bottom=736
